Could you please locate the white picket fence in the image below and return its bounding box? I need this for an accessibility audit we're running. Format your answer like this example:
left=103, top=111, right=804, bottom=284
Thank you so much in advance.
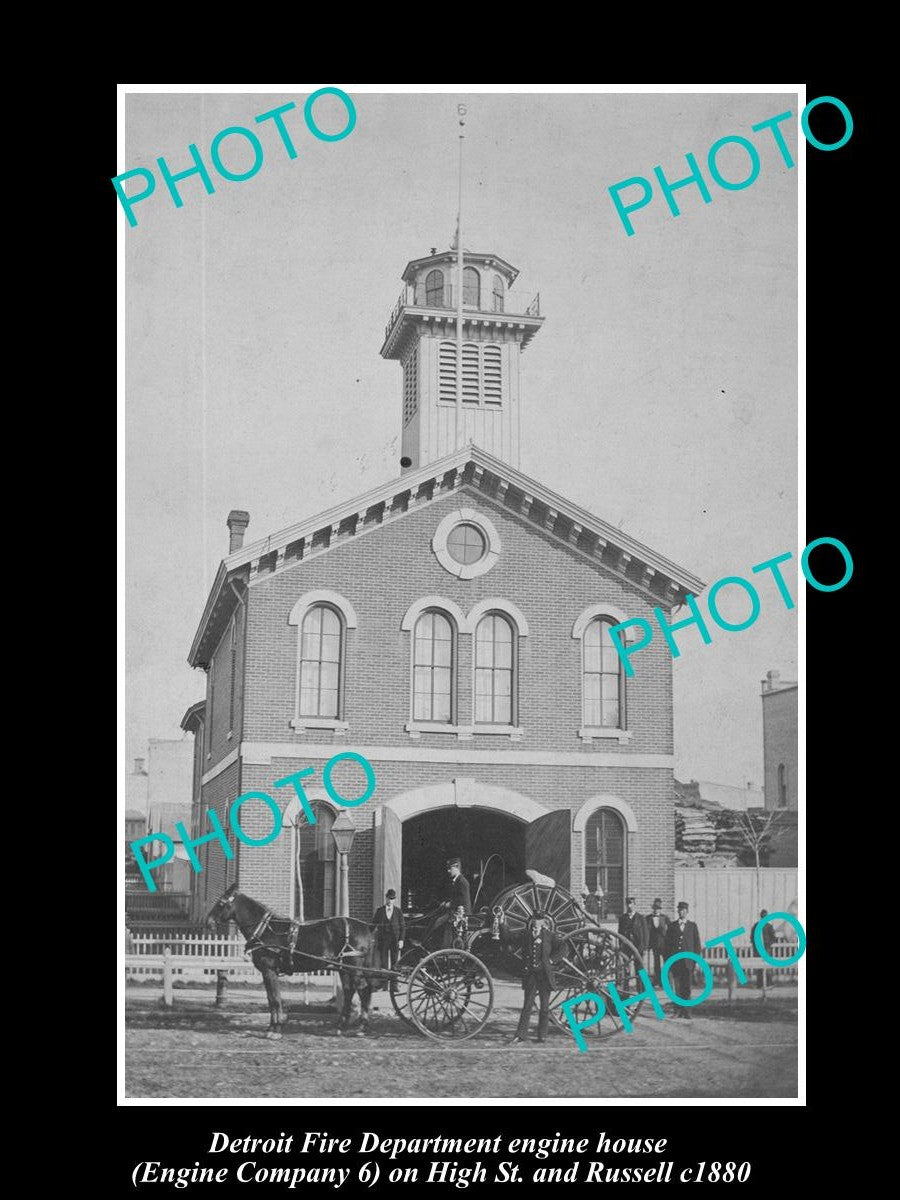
left=124, top=931, right=338, bottom=1005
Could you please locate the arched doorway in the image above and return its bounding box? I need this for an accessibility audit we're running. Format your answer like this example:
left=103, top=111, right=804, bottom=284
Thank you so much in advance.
left=375, top=782, right=570, bottom=913
left=401, top=807, right=526, bottom=912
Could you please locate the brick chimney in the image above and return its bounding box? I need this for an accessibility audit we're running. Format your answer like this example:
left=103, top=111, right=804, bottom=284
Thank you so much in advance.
left=227, top=510, right=250, bottom=553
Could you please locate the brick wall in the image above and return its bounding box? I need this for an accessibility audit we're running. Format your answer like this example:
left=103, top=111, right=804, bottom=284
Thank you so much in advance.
left=193, top=484, right=679, bottom=925
left=242, top=486, right=674, bottom=754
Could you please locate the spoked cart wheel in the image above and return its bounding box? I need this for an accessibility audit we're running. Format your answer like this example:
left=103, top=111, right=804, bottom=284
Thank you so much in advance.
left=389, top=941, right=428, bottom=1027
left=549, top=928, right=646, bottom=1040
left=490, top=880, right=646, bottom=1041
left=407, top=949, right=494, bottom=1042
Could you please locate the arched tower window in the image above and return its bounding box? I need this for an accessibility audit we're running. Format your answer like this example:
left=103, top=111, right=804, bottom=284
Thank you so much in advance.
left=492, top=274, right=504, bottom=312
left=425, top=269, right=444, bottom=306
left=463, top=266, right=480, bottom=308
left=777, top=763, right=788, bottom=807
left=583, top=808, right=626, bottom=919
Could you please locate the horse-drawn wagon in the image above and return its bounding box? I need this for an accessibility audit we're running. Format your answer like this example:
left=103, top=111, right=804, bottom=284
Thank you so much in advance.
left=208, top=877, right=646, bottom=1043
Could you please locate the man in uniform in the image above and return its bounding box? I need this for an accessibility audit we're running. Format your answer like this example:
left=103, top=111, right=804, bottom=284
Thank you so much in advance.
left=508, top=916, right=568, bottom=1045
left=646, top=898, right=669, bottom=984
left=618, top=896, right=648, bottom=990
left=430, top=858, right=472, bottom=947
left=662, top=901, right=702, bottom=1019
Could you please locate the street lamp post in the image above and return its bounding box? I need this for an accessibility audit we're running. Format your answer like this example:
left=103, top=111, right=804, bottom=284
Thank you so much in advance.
left=330, top=811, right=356, bottom=918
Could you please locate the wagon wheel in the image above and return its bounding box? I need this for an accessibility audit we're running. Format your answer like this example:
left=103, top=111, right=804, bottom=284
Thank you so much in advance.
left=549, top=928, right=646, bottom=1040
left=389, top=941, right=428, bottom=1026
left=492, top=880, right=587, bottom=943
left=407, top=949, right=494, bottom=1042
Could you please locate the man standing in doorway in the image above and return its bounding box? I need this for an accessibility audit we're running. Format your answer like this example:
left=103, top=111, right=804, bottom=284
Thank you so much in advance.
left=430, top=858, right=472, bottom=947
left=646, top=898, right=669, bottom=984
left=662, top=901, right=702, bottom=1019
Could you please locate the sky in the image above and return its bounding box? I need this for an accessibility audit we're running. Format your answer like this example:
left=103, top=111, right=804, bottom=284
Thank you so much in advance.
left=123, top=88, right=798, bottom=789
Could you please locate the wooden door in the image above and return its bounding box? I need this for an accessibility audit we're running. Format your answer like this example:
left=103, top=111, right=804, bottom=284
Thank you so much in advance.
left=524, top=810, right=571, bottom=890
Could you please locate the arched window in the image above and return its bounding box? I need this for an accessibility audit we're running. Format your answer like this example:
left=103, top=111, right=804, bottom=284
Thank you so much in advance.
left=299, top=605, right=343, bottom=719
left=425, top=269, right=444, bottom=306
left=492, top=274, right=504, bottom=312
left=413, top=610, right=455, bottom=722
left=463, top=266, right=480, bottom=308
left=583, top=617, right=624, bottom=729
left=294, top=802, right=336, bottom=920
left=584, top=808, right=625, bottom=919
left=777, top=763, right=788, bottom=807
left=474, top=613, right=515, bottom=725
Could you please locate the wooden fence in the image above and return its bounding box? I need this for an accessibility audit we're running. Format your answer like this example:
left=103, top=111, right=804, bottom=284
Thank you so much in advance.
left=124, top=931, right=338, bottom=1005
left=674, top=867, right=799, bottom=942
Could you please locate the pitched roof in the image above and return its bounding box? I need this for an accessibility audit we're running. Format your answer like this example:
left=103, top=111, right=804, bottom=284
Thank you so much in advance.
left=188, top=444, right=705, bottom=668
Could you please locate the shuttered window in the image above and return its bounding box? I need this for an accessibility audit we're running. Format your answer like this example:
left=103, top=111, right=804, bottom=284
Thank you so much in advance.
left=403, top=344, right=418, bottom=425
left=438, top=342, right=503, bottom=406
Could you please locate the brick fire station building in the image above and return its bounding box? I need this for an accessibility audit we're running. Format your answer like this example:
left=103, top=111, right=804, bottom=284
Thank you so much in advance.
left=185, top=248, right=703, bottom=925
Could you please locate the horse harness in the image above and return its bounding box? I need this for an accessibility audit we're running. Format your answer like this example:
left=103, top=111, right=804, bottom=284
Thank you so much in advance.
left=244, top=908, right=364, bottom=977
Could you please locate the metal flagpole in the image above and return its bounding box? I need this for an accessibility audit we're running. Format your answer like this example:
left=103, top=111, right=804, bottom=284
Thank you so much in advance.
left=455, top=104, right=466, bottom=450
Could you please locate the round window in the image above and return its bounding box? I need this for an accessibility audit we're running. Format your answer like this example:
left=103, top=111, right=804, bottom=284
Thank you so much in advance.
left=446, top=522, right=486, bottom=565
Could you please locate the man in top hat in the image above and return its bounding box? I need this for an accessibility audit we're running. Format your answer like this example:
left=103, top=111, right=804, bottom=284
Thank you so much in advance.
left=750, top=909, right=776, bottom=989
left=430, top=858, right=472, bottom=947
left=662, top=901, right=702, bottom=1018
left=508, top=916, right=569, bottom=1045
left=371, top=889, right=405, bottom=974
left=645, top=898, right=669, bottom=984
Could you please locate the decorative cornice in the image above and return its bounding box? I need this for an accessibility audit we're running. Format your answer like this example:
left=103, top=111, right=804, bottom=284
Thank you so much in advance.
left=187, top=445, right=705, bottom=668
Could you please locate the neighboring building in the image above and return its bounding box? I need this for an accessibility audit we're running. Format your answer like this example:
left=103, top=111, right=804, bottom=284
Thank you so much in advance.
left=186, top=245, right=704, bottom=926
left=761, top=670, right=798, bottom=810
left=126, top=757, right=148, bottom=819
left=125, top=808, right=147, bottom=892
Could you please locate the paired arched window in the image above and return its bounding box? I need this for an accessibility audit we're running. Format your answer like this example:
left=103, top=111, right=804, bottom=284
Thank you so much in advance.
left=777, top=763, right=788, bottom=807
left=492, top=274, right=504, bottom=312
left=294, top=801, right=336, bottom=920
left=463, top=265, right=480, bottom=308
left=413, top=610, right=455, bottom=723
left=425, top=268, right=444, bottom=307
left=299, top=604, right=343, bottom=719
left=474, top=613, right=515, bottom=725
left=583, top=808, right=626, bottom=919
left=583, top=617, right=625, bottom=729
left=290, top=591, right=357, bottom=729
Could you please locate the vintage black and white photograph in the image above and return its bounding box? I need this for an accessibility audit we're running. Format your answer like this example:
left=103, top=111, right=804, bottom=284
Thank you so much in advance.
left=122, top=86, right=801, bottom=1101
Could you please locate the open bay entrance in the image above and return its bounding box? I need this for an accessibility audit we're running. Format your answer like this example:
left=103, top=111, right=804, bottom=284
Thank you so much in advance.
left=401, top=808, right=525, bottom=913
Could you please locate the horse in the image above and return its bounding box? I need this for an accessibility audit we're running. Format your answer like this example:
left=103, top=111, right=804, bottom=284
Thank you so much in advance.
left=206, top=885, right=379, bottom=1037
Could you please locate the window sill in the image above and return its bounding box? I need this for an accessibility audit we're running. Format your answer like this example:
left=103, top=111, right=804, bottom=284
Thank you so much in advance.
left=405, top=722, right=524, bottom=741
left=290, top=718, right=350, bottom=733
left=578, top=727, right=633, bottom=744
